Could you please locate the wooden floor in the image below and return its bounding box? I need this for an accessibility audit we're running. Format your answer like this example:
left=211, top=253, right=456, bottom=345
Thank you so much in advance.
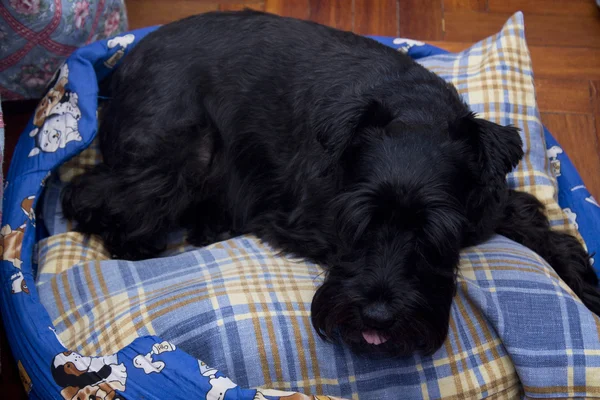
left=1, top=0, right=599, bottom=397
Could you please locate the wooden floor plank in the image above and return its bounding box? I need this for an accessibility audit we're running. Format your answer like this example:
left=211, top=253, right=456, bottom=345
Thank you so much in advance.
left=308, top=0, right=353, bottom=31
left=443, top=10, right=508, bottom=42
left=591, top=81, right=600, bottom=115
left=354, top=0, right=398, bottom=36
left=534, top=79, right=592, bottom=114
left=596, top=116, right=600, bottom=177
left=542, top=113, right=600, bottom=200
left=398, top=0, right=443, bottom=40
left=529, top=47, right=600, bottom=80
left=124, top=0, right=218, bottom=29
left=443, top=0, right=487, bottom=11
left=489, top=0, right=599, bottom=16
left=444, top=10, right=600, bottom=48
left=522, top=13, right=600, bottom=49
left=264, top=0, right=310, bottom=19
left=218, top=2, right=265, bottom=11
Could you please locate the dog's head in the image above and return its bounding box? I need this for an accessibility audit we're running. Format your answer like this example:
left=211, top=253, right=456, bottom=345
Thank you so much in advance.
left=313, top=99, right=523, bottom=356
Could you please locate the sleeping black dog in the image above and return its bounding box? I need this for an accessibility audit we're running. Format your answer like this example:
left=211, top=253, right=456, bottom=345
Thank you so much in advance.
left=62, top=10, right=600, bottom=356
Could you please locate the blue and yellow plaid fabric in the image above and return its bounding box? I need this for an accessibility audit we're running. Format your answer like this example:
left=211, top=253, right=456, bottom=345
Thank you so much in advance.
left=35, top=13, right=600, bottom=399
left=417, top=15, right=576, bottom=241
left=36, top=233, right=600, bottom=398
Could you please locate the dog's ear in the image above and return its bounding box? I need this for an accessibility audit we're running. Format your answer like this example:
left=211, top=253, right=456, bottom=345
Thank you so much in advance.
left=450, top=112, right=523, bottom=182
left=314, top=98, right=393, bottom=162
left=450, top=112, right=524, bottom=237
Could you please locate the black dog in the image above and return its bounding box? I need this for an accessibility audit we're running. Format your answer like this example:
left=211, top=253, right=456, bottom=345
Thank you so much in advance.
left=61, top=10, right=600, bottom=356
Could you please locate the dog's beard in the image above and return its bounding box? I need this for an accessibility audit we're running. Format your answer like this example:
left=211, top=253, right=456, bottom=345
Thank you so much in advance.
left=311, top=269, right=456, bottom=357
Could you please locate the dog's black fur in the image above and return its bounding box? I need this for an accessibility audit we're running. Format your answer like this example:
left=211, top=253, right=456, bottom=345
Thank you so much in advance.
left=61, top=10, right=600, bottom=356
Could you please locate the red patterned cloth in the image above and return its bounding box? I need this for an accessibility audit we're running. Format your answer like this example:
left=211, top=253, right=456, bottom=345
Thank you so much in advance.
left=0, top=0, right=128, bottom=100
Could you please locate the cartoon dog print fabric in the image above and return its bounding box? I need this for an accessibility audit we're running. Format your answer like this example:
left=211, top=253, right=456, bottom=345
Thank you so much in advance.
left=133, top=340, right=177, bottom=374
left=2, top=196, right=36, bottom=294
left=199, top=360, right=238, bottom=400
left=51, top=341, right=180, bottom=400
left=10, top=271, right=29, bottom=294
left=29, top=64, right=82, bottom=157
left=547, top=145, right=563, bottom=177
left=1, top=223, right=25, bottom=269
left=254, top=390, right=344, bottom=400
left=51, top=351, right=127, bottom=400
left=104, top=34, right=135, bottom=69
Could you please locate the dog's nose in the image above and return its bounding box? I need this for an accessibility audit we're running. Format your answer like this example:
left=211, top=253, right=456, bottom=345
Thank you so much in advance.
left=362, top=301, right=394, bottom=329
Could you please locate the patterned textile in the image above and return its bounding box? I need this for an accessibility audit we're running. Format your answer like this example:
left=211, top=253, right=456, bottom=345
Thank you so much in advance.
left=544, top=129, right=600, bottom=271
left=36, top=227, right=600, bottom=399
left=0, top=95, right=4, bottom=217
left=0, top=0, right=128, bottom=100
left=2, top=11, right=600, bottom=400
left=23, top=12, right=600, bottom=399
left=0, top=95, right=3, bottom=374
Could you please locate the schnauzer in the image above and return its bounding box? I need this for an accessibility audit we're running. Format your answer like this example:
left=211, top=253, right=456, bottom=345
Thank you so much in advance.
left=61, top=10, right=600, bottom=356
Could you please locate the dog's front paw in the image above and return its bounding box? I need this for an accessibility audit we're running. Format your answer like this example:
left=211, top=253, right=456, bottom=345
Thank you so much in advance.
left=186, top=225, right=235, bottom=248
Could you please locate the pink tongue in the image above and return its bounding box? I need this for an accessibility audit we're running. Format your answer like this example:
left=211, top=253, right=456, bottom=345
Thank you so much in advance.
left=362, top=330, right=388, bottom=345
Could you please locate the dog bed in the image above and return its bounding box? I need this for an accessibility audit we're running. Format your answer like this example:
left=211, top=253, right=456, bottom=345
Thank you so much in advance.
left=3, top=12, right=600, bottom=399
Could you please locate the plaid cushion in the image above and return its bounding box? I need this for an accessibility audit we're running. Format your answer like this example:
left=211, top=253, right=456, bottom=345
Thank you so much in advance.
left=36, top=233, right=600, bottom=398
left=35, top=13, right=600, bottom=399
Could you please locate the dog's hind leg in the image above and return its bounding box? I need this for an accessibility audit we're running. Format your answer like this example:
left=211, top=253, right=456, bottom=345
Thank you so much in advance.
left=61, top=162, right=186, bottom=260
left=496, top=189, right=600, bottom=316
left=61, top=123, right=219, bottom=260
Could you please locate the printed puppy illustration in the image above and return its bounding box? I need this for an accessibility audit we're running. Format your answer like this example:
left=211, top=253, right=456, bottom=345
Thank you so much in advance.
left=1, top=224, right=25, bottom=268
left=10, top=271, right=29, bottom=294
left=133, top=340, right=176, bottom=374
left=64, top=382, right=122, bottom=400
left=104, top=34, right=135, bottom=69
left=393, top=38, right=425, bottom=53
left=51, top=351, right=127, bottom=400
left=29, top=111, right=82, bottom=156
left=107, top=34, right=135, bottom=49
left=21, top=195, right=35, bottom=225
left=29, top=64, right=82, bottom=157
left=1, top=196, right=36, bottom=270
left=198, top=360, right=238, bottom=400
left=33, top=64, right=69, bottom=127
left=254, top=391, right=343, bottom=400
left=547, top=145, right=563, bottom=177
left=51, top=91, right=82, bottom=119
